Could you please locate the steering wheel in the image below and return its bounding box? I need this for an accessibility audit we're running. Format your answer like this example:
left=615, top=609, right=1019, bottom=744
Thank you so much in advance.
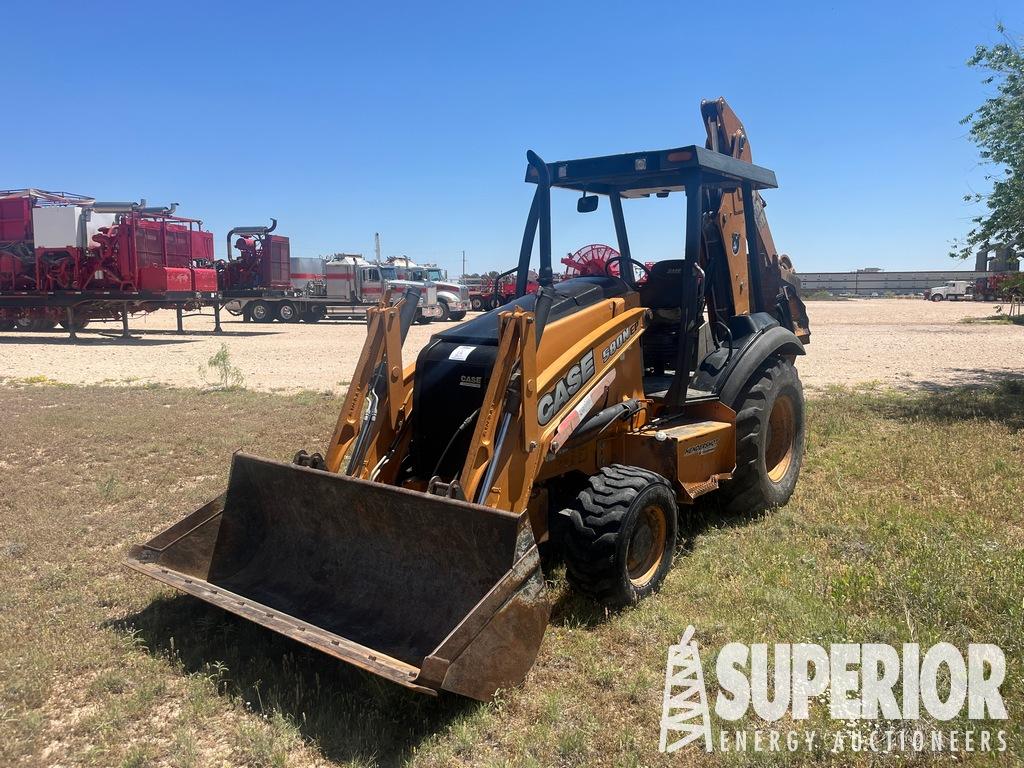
left=604, top=255, right=651, bottom=283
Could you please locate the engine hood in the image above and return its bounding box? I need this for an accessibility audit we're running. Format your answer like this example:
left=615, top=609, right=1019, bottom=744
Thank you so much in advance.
left=388, top=279, right=434, bottom=289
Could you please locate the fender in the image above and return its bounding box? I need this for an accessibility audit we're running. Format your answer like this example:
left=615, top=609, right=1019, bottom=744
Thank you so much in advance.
left=436, top=289, right=462, bottom=306
left=691, top=312, right=805, bottom=409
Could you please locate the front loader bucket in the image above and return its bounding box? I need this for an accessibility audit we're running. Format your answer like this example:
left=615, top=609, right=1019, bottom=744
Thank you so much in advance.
left=126, top=453, right=550, bottom=700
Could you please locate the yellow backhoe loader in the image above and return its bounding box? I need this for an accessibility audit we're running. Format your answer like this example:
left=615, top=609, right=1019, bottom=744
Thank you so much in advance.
left=127, top=98, right=811, bottom=701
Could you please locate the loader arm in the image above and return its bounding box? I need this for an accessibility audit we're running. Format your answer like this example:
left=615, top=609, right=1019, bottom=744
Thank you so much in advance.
left=701, top=98, right=810, bottom=342
left=325, top=292, right=413, bottom=474
left=461, top=296, right=648, bottom=522
left=458, top=307, right=538, bottom=504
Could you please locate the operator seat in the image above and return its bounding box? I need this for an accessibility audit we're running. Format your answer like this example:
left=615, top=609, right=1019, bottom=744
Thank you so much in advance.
left=639, top=260, right=686, bottom=309
left=639, top=260, right=688, bottom=377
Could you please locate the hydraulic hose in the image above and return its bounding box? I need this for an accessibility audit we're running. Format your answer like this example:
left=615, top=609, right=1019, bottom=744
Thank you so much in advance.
left=346, top=389, right=379, bottom=475
left=559, top=399, right=642, bottom=452
left=432, top=408, right=481, bottom=480
left=471, top=378, right=520, bottom=505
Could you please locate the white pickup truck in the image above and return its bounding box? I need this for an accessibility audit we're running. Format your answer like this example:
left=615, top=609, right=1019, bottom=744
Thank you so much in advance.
left=924, top=280, right=972, bottom=301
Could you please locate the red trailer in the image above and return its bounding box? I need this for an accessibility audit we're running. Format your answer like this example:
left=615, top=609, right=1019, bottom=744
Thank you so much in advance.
left=0, top=190, right=218, bottom=336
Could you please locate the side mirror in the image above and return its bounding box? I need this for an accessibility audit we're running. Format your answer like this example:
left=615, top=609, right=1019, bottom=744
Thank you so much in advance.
left=577, top=194, right=599, bottom=213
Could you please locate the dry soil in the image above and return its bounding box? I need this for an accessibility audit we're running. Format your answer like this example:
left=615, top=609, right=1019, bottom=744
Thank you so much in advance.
left=0, top=299, right=1020, bottom=392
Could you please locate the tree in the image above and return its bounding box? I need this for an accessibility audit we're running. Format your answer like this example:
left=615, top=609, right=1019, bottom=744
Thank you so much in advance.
left=953, top=25, right=1024, bottom=261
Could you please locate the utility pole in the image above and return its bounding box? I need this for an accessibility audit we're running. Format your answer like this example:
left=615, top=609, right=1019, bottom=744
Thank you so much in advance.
left=462, top=249, right=466, bottom=279
left=374, top=232, right=381, bottom=264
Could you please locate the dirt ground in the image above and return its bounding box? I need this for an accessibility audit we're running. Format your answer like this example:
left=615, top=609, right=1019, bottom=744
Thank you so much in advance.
left=0, top=299, right=1020, bottom=392
left=2, top=378, right=1023, bottom=767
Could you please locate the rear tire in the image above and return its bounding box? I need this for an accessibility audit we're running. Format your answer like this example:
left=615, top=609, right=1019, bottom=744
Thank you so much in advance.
left=718, top=357, right=804, bottom=515
left=276, top=301, right=298, bottom=323
left=0, top=318, right=14, bottom=331
left=250, top=300, right=273, bottom=322
left=563, top=465, right=678, bottom=608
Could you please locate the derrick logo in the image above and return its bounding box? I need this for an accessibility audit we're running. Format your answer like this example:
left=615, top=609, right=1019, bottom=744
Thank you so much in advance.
left=602, top=322, right=639, bottom=362
left=537, top=350, right=595, bottom=425
left=659, top=626, right=1009, bottom=756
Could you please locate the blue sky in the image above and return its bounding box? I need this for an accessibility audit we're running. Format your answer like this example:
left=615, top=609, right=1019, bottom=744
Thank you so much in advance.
left=4, top=1, right=1019, bottom=276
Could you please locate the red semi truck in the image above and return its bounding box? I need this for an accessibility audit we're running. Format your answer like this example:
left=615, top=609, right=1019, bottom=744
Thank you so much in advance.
left=0, top=189, right=218, bottom=334
left=973, top=273, right=1023, bottom=302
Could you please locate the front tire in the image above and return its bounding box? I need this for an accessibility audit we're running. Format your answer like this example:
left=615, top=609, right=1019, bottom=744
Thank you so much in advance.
left=449, top=310, right=467, bottom=321
left=563, top=465, right=678, bottom=608
left=59, top=318, right=90, bottom=332
left=301, top=306, right=325, bottom=323
left=471, top=297, right=483, bottom=311
left=930, top=294, right=943, bottom=302
left=719, top=357, right=804, bottom=515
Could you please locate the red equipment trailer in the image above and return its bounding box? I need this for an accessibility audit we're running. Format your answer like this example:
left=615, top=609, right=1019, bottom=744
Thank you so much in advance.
left=973, top=273, right=1024, bottom=302
left=562, top=243, right=653, bottom=282
left=468, top=272, right=539, bottom=311
left=215, top=220, right=313, bottom=322
left=0, top=190, right=219, bottom=336
left=468, top=244, right=637, bottom=311
left=216, top=219, right=291, bottom=292
left=561, top=243, right=621, bottom=277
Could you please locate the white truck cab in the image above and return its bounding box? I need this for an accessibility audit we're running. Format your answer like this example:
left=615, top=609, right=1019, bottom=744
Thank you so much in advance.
left=324, top=256, right=441, bottom=322
left=386, top=257, right=471, bottom=321
left=925, top=280, right=971, bottom=301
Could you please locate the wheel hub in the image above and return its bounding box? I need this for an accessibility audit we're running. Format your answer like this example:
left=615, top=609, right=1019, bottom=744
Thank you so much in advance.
left=626, top=504, right=667, bottom=587
left=765, top=394, right=796, bottom=483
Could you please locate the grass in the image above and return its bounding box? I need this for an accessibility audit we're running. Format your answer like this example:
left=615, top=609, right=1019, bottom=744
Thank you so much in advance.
left=960, top=313, right=1024, bottom=326
left=199, top=343, right=246, bottom=389
left=0, top=379, right=1022, bottom=766
left=803, top=291, right=850, bottom=301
